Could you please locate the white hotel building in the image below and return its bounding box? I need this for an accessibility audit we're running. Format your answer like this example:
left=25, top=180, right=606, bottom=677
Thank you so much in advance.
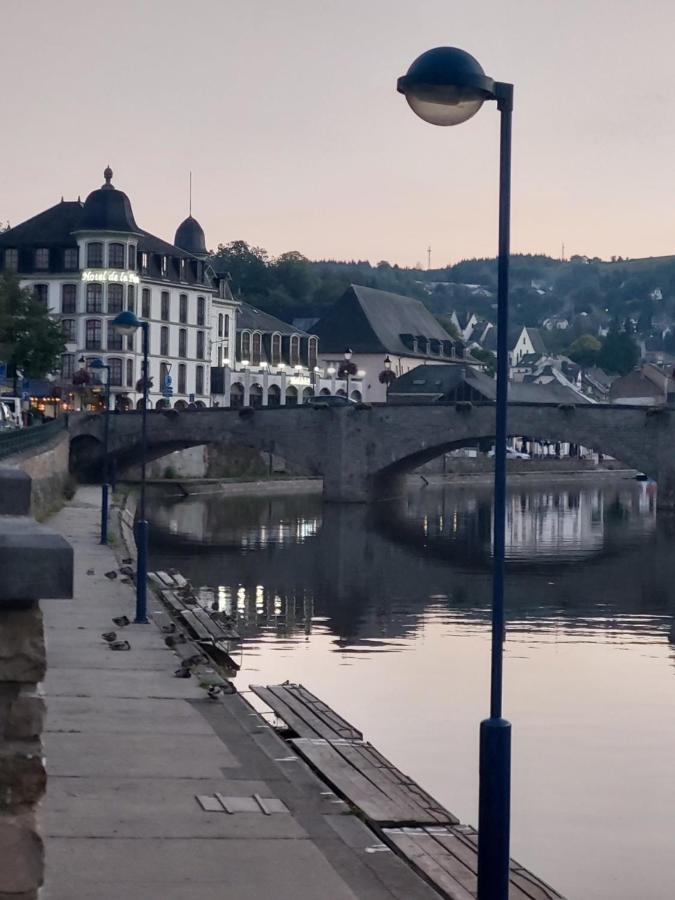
left=0, top=167, right=349, bottom=409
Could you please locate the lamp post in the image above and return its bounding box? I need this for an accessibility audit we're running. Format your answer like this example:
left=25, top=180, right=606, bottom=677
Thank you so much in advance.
left=88, top=358, right=111, bottom=544
left=112, top=311, right=150, bottom=624
left=398, top=47, right=514, bottom=900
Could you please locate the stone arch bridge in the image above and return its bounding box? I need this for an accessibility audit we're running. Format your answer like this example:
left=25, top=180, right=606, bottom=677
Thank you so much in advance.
left=68, top=402, right=675, bottom=508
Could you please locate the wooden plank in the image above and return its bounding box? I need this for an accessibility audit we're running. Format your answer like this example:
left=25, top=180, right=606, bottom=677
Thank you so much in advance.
left=384, top=829, right=475, bottom=900
left=509, top=868, right=565, bottom=900
left=191, top=607, right=233, bottom=641
left=250, top=686, right=323, bottom=738
left=180, top=609, right=213, bottom=641
left=160, top=590, right=185, bottom=613
left=154, top=570, right=176, bottom=587
left=268, top=685, right=347, bottom=740
left=285, top=683, right=363, bottom=739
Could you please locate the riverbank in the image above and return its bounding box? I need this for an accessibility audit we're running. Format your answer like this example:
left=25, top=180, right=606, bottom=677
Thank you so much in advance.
left=39, top=487, right=439, bottom=900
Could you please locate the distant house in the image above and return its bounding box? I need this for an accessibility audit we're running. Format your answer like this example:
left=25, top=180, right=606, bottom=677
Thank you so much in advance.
left=312, top=284, right=467, bottom=403
left=510, top=326, right=547, bottom=366
left=542, top=315, right=570, bottom=331
left=609, top=363, right=673, bottom=406
left=388, top=364, right=591, bottom=405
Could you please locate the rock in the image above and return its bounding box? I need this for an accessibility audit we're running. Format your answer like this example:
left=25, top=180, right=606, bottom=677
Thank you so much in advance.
left=5, top=688, right=45, bottom=741
left=104, top=571, right=117, bottom=580
left=0, top=750, right=46, bottom=810
left=0, top=609, right=45, bottom=683
left=0, top=811, right=43, bottom=894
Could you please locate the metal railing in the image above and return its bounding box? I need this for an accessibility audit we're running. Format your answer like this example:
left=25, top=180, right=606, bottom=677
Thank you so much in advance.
left=0, top=417, right=67, bottom=461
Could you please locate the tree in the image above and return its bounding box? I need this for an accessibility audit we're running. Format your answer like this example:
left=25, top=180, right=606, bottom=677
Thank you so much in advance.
left=566, top=334, right=601, bottom=368
left=470, top=347, right=496, bottom=376
left=212, top=240, right=269, bottom=298
left=597, top=327, right=639, bottom=375
left=271, top=251, right=315, bottom=304
left=0, top=274, right=65, bottom=392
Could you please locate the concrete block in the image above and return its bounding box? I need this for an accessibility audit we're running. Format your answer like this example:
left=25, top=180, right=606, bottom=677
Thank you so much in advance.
left=6, top=688, right=45, bottom=741
left=0, top=469, right=31, bottom=516
left=0, top=811, right=43, bottom=894
left=0, top=607, right=45, bottom=683
left=0, top=519, right=73, bottom=606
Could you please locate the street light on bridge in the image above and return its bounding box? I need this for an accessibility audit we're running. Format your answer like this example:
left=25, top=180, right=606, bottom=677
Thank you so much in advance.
left=398, top=46, right=514, bottom=900
left=88, top=358, right=111, bottom=545
left=112, top=310, right=150, bottom=625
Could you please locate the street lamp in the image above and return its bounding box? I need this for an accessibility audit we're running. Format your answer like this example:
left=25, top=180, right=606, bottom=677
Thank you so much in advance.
left=89, top=358, right=111, bottom=545
left=344, top=348, right=353, bottom=397
left=112, top=310, right=150, bottom=624
left=398, top=46, right=514, bottom=900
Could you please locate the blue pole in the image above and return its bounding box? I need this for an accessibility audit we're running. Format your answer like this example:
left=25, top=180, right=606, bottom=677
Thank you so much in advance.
left=477, top=82, right=513, bottom=900
left=100, top=368, right=111, bottom=544
left=135, top=323, right=149, bottom=624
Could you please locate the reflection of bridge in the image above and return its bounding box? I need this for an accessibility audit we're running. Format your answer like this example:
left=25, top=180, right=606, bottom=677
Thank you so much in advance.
left=70, top=401, right=675, bottom=507
left=147, top=495, right=675, bottom=643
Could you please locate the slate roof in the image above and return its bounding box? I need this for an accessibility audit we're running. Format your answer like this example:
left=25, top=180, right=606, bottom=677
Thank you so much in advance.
left=524, top=327, right=547, bottom=354
left=0, top=201, right=83, bottom=248
left=238, top=302, right=312, bottom=336
left=313, top=284, right=458, bottom=357
left=609, top=370, right=663, bottom=401
left=389, top=364, right=590, bottom=404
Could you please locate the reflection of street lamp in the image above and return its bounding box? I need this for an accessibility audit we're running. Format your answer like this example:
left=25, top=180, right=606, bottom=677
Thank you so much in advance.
left=89, top=358, right=111, bottom=544
left=112, top=311, right=150, bottom=624
left=398, top=46, right=514, bottom=900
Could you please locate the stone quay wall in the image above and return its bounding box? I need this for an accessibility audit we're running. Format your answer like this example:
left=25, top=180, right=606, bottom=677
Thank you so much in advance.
left=3, top=433, right=71, bottom=520
left=0, top=469, right=72, bottom=899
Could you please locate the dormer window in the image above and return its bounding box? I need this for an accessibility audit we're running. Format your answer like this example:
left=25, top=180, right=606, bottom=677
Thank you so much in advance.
left=416, top=336, right=428, bottom=354
left=3, top=249, right=18, bottom=272
left=128, top=246, right=136, bottom=270
left=140, top=252, right=149, bottom=273
left=400, top=334, right=414, bottom=352
left=87, top=242, right=103, bottom=268
left=161, top=256, right=168, bottom=277
left=64, top=248, right=79, bottom=271
left=34, top=248, right=49, bottom=270
left=429, top=339, right=440, bottom=355
left=108, top=243, right=125, bottom=269
left=180, top=259, right=186, bottom=281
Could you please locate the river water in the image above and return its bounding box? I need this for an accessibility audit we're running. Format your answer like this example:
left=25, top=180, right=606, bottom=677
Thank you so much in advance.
left=147, top=477, right=675, bottom=900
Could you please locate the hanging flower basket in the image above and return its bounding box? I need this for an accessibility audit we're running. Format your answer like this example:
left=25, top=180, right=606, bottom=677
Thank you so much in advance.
left=338, top=361, right=358, bottom=378
left=72, top=368, right=90, bottom=386
left=378, top=369, right=396, bottom=385
left=135, top=376, right=154, bottom=392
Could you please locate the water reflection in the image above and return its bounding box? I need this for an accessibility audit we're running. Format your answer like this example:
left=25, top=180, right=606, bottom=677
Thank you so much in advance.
left=147, top=478, right=675, bottom=900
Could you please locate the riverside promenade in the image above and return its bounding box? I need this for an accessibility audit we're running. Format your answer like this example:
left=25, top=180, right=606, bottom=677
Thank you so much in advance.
left=40, top=487, right=437, bottom=900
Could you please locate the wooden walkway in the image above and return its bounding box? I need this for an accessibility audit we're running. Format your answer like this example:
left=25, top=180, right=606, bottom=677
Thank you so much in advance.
left=251, top=682, right=564, bottom=900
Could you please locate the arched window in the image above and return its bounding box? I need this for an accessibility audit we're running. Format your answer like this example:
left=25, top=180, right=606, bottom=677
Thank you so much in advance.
left=87, top=242, right=103, bottom=268
left=85, top=319, right=102, bottom=350
left=196, top=331, right=205, bottom=359
left=197, top=296, right=205, bottom=326
left=230, top=382, right=244, bottom=409
left=142, top=288, right=151, bottom=318
left=252, top=332, right=262, bottom=365
left=107, top=321, right=123, bottom=350
left=350, top=389, right=362, bottom=402
left=223, top=315, right=229, bottom=337
left=249, top=383, right=263, bottom=408
left=33, top=284, right=49, bottom=306
left=109, top=358, right=123, bottom=386
left=126, top=359, right=133, bottom=387
left=271, top=333, right=281, bottom=365
left=161, top=292, right=170, bottom=321
left=302, top=387, right=314, bottom=404
left=178, top=364, right=186, bottom=394
left=179, top=294, right=188, bottom=323
left=62, top=284, right=77, bottom=314
left=178, top=329, right=187, bottom=358
left=160, top=326, right=169, bottom=356
left=107, top=283, right=123, bottom=315
left=127, top=284, right=135, bottom=313
left=240, top=331, right=251, bottom=361
left=108, top=243, right=125, bottom=268
left=285, top=385, right=298, bottom=407
left=159, top=362, right=170, bottom=391
left=61, top=354, right=75, bottom=380
left=319, top=387, right=331, bottom=396
left=128, top=245, right=136, bottom=270
left=61, top=319, right=76, bottom=342
left=86, top=283, right=103, bottom=313
left=308, top=337, right=318, bottom=369
left=267, top=384, right=281, bottom=408
left=195, top=365, right=204, bottom=395
left=290, top=335, right=300, bottom=366
left=218, top=314, right=224, bottom=337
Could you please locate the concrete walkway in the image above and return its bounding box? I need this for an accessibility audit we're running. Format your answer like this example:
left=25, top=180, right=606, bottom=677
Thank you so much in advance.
left=40, top=487, right=438, bottom=900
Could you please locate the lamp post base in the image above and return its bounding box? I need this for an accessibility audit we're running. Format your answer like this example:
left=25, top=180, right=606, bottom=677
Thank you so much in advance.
left=477, top=716, right=511, bottom=900
left=134, top=518, right=150, bottom=624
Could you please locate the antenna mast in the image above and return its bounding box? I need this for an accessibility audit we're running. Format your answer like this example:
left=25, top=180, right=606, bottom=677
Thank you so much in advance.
left=189, top=171, right=192, bottom=216
left=427, top=245, right=432, bottom=270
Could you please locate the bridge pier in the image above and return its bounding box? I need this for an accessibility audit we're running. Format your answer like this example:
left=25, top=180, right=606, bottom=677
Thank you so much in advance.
left=322, top=467, right=371, bottom=503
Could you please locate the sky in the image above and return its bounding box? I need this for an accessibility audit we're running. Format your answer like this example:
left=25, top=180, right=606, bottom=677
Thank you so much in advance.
left=3, top=0, right=675, bottom=267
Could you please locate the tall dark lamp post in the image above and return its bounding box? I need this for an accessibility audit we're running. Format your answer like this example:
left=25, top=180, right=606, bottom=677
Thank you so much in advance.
left=89, top=358, right=111, bottom=544
left=344, top=348, right=353, bottom=397
left=398, top=47, right=514, bottom=900
left=112, top=311, right=150, bottom=624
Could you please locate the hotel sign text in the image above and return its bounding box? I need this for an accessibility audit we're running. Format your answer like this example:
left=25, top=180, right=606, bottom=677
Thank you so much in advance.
left=81, top=269, right=140, bottom=285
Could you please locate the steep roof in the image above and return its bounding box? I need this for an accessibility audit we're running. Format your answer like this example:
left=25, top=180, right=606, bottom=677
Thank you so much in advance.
left=389, top=364, right=590, bottom=404
left=0, top=201, right=83, bottom=248
left=238, top=302, right=312, bottom=336
left=313, top=284, right=457, bottom=357
left=524, top=327, right=547, bottom=354
left=609, top=370, right=663, bottom=401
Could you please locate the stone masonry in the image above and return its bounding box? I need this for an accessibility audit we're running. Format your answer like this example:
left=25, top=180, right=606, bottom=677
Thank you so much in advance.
left=0, top=469, right=72, bottom=899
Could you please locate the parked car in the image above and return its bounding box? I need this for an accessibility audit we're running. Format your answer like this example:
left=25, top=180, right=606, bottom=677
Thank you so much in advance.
left=310, top=395, right=358, bottom=408
left=0, top=401, right=19, bottom=430
left=487, top=445, right=531, bottom=460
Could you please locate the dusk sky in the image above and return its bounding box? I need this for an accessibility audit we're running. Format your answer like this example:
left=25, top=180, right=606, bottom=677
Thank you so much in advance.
left=3, top=0, right=675, bottom=267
